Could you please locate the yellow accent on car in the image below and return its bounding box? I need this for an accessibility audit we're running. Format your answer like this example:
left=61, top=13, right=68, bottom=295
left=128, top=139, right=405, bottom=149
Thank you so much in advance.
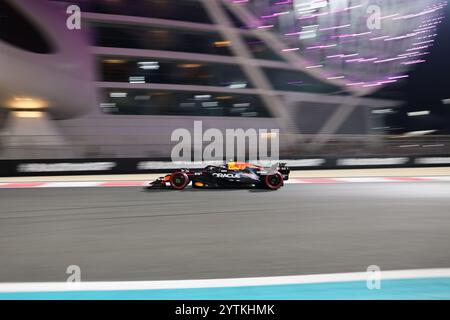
left=194, top=182, right=204, bottom=187
left=227, top=161, right=258, bottom=170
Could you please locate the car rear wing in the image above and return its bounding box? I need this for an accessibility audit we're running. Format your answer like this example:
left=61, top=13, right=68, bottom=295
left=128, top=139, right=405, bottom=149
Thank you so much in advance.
left=278, top=163, right=290, bottom=180
left=269, top=162, right=290, bottom=180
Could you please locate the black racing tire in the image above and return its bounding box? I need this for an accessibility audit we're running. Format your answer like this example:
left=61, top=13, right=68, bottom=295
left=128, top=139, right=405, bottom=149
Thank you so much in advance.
left=170, top=172, right=190, bottom=190
left=263, top=173, right=284, bottom=190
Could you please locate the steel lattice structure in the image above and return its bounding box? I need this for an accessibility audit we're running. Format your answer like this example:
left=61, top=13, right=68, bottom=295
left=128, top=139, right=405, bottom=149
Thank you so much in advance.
left=228, top=0, right=448, bottom=94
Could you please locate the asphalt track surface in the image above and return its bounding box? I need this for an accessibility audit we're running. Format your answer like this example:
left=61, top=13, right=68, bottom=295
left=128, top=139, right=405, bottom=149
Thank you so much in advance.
left=1, top=182, right=450, bottom=283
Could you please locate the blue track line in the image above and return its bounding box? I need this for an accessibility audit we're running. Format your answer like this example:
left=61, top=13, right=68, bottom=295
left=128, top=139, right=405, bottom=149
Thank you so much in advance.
left=1, top=278, right=449, bottom=300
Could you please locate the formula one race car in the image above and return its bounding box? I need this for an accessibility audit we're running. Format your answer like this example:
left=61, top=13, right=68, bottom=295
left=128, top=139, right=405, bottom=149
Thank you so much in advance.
left=145, top=162, right=290, bottom=190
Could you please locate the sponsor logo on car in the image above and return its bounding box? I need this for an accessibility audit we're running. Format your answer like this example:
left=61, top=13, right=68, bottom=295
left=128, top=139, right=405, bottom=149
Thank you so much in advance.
left=213, top=173, right=240, bottom=179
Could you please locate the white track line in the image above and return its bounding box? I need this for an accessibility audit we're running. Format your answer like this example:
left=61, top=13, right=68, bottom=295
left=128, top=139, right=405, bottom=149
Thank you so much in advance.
left=0, top=268, right=449, bottom=293
left=334, top=177, right=395, bottom=183
left=426, top=176, right=450, bottom=181
left=36, top=182, right=103, bottom=188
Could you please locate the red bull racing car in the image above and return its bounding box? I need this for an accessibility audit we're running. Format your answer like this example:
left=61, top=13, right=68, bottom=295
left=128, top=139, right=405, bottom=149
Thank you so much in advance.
left=146, top=162, right=290, bottom=190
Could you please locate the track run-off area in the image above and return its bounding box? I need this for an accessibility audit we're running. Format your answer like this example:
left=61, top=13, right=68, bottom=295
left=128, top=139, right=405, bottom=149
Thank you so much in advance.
left=1, top=169, right=450, bottom=299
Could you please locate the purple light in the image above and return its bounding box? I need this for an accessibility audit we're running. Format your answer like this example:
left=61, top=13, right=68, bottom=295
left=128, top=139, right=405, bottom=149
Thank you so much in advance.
left=239, top=0, right=447, bottom=90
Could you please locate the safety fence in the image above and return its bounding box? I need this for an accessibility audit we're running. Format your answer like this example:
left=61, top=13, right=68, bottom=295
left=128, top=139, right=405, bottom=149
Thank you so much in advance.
left=1, top=155, right=450, bottom=177
left=1, top=134, right=450, bottom=176
left=1, top=134, right=450, bottom=159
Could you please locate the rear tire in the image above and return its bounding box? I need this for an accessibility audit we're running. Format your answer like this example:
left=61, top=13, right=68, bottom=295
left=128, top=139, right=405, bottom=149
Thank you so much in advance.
left=170, top=172, right=190, bottom=190
left=264, top=173, right=283, bottom=190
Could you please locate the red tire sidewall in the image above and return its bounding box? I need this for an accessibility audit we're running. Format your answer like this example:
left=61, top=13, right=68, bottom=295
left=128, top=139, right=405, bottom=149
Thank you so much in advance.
left=170, top=172, right=189, bottom=190
left=264, top=173, right=283, bottom=190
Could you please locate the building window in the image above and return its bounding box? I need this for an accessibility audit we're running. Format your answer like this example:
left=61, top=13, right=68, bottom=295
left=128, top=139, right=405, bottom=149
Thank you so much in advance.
left=244, top=36, right=283, bottom=61
left=92, top=23, right=233, bottom=56
left=51, top=0, right=213, bottom=24
left=100, top=89, right=271, bottom=118
left=99, top=57, right=253, bottom=89
left=262, top=68, right=342, bottom=94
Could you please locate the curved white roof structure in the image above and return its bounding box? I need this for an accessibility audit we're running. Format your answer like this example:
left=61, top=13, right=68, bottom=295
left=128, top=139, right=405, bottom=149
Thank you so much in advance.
left=0, top=0, right=95, bottom=119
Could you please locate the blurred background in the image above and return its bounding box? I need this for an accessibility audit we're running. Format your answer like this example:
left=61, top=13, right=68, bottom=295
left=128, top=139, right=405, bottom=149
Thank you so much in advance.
left=2, top=1, right=450, bottom=294
left=0, top=0, right=449, bottom=161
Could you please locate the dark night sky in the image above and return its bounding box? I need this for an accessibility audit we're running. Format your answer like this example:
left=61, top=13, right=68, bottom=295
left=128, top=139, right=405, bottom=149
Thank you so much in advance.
left=408, top=5, right=450, bottom=106
left=385, top=4, right=450, bottom=133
